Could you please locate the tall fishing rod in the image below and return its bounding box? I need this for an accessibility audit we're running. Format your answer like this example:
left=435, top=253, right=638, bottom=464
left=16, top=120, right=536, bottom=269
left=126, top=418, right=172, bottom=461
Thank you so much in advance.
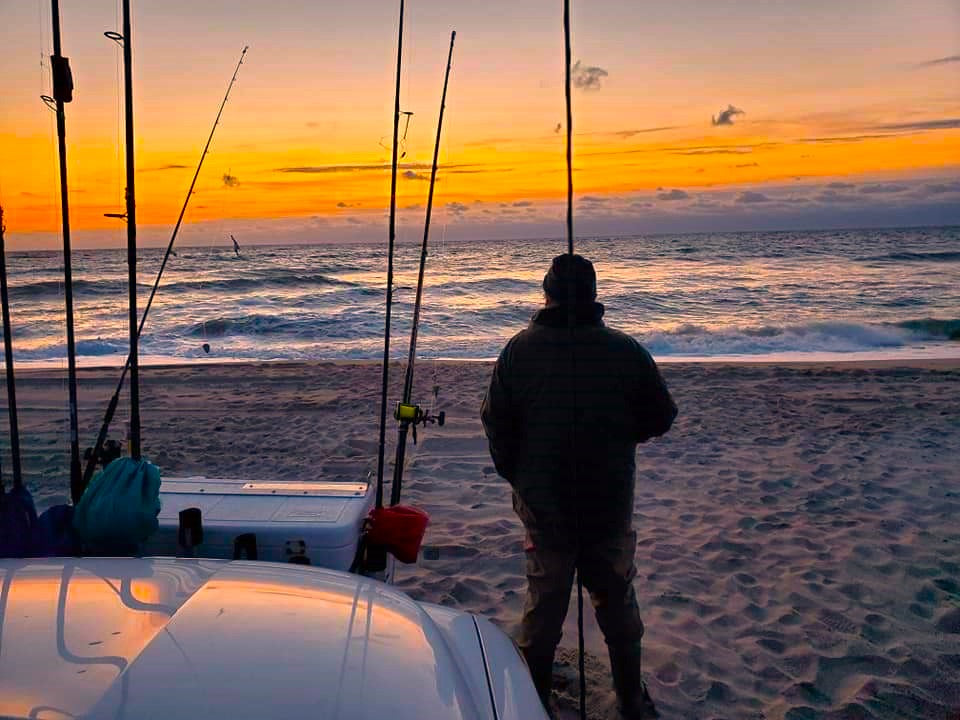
left=390, top=30, right=456, bottom=507
left=562, top=1, right=587, bottom=718
left=82, top=45, right=249, bottom=490
left=120, top=0, right=141, bottom=460
left=41, top=0, right=83, bottom=502
left=375, top=0, right=406, bottom=511
left=0, top=206, right=23, bottom=490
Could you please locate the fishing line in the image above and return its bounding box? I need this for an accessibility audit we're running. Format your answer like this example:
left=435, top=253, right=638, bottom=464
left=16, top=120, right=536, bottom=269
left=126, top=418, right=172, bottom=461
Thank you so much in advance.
left=197, top=225, right=223, bottom=356
left=561, top=1, right=587, bottom=718
left=81, top=45, right=249, bottom=489
left=430, top=123, right=452, bottom=395
left=400, top=111, right=414, bottom=159
left=379, top=111, right=414, bottom=159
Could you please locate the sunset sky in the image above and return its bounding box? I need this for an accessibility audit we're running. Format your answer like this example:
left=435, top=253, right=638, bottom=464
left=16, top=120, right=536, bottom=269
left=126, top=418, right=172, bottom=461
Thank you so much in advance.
left=1, top=0, right=958, bottom=248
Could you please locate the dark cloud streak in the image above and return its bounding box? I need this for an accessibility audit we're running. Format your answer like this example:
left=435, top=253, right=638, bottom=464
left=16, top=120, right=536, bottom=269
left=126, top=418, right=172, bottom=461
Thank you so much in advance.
left=802, top=134, right=895, bottom=144
left=874, top=118, right=960, bottom=132
left=277, top=162, right=475, bottom=174
left=924, top=181, right=960, bottom=195
left=673, top=148, right=753, bottom=156
left=736, top=191, right=770, bottom=204
left=915, top=55, right=960, bottom=68
left=657, top=189, right=690, bottom=201
left=600, top=126, right=678, bottom=138
left=859, top=183, right=909, bottom=195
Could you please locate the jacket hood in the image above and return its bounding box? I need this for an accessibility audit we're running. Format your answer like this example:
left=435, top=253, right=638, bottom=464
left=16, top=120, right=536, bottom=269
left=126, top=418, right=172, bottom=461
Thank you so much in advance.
left=531, top=302, right=605, bottom=328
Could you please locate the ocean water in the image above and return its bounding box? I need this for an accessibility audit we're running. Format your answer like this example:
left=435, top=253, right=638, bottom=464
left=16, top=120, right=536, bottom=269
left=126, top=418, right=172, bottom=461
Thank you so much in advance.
left=4, top=226, right=959, bottom=365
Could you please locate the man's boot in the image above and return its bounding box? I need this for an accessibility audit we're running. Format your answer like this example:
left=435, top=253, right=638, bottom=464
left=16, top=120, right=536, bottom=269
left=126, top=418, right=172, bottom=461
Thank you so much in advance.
left=609, top=643, right=659, bottom=720
left=521, top=648, right=555, bottom=711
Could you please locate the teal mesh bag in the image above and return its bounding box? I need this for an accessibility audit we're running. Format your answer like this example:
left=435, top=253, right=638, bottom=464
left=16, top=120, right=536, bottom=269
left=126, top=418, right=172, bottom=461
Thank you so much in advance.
left=73, top=457, right=161, bottom=553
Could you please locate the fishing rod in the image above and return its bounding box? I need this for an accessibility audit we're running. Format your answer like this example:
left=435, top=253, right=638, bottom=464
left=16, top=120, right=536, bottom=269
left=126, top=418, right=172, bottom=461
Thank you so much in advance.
left=561, top=0, right=587, bottom=717
left=120, top=0, right=141, bottom=460
left=0, top=205, right=23, bottom=491
left=390, top=30, right=456, bottom=507
left=374, top=0, right=405, bottom=511
left=40, top=0, right=83, bottom=503
left=82, top=45, right=249, bottom=489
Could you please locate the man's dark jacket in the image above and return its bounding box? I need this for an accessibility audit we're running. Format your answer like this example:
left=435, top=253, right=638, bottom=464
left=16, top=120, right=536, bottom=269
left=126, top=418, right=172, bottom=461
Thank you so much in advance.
left=481, top=302, right=677, bottom=545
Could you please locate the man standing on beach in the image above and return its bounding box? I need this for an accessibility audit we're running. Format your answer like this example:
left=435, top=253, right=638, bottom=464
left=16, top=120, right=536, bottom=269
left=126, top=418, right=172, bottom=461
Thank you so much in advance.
left=481, top=254, right=677, bottom=719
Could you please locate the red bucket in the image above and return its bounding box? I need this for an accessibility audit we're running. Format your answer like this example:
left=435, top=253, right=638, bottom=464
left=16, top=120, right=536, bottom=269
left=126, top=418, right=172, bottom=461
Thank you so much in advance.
left=365, top=505, right=429, bottom=564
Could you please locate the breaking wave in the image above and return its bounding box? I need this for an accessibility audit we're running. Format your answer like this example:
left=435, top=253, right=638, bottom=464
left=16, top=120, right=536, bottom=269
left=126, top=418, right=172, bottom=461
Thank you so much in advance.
left=642, top=318, right=960, bottom=357
left=858, top=250, right=960, bottom=263
left=161, top=272, right=357, bottom=293
left=181, top=313, right=358, bottom=340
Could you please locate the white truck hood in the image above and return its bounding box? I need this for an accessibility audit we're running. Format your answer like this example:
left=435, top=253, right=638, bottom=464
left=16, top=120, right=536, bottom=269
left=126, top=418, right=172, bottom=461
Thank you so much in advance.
left=0, top=557, right=542, bottom=720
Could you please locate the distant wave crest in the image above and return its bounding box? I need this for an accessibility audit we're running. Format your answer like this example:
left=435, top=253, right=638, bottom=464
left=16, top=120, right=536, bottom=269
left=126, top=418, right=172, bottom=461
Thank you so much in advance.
left=9, top=271, right=357, bottom=301
left=10, top=278, right=133, bottom=299
left=643, top=318, right=960, bottom=356
left=859, top=250, right=960, bottom=263
left=182, top=313, right=359, bottom=340
left=162, top=272, right=357, bottom=293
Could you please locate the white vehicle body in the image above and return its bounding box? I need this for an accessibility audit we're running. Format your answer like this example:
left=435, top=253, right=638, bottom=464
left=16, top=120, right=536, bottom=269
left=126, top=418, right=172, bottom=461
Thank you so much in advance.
left=0, top=556, right=547, bottom=720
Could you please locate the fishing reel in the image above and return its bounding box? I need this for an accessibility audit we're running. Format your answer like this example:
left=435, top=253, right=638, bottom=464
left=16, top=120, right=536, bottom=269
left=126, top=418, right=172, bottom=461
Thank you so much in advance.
left=394, top=402, right=445, bottom=444
left=83, top=438, right=123, bottom=470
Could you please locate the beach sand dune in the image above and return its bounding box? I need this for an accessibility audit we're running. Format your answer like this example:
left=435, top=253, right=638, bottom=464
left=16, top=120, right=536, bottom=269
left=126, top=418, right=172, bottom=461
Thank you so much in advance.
left=6, top=360, right=960, bottom=719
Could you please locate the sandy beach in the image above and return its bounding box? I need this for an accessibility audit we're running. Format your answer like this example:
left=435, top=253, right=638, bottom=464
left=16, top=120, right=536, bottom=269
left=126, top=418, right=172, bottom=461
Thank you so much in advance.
left=5, top=359, right=960, bottom=719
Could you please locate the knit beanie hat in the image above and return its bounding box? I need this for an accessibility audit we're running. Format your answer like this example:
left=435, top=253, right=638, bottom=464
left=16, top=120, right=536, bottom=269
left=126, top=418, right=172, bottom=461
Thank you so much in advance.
left=542, top=253, right=597, bottom=303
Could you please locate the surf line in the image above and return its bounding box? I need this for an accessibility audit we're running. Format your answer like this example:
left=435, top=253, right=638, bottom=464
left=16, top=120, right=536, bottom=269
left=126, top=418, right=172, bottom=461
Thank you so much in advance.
left=39, top=0, right=83, bottom=502
left=82, top=44, right=249, bottom=492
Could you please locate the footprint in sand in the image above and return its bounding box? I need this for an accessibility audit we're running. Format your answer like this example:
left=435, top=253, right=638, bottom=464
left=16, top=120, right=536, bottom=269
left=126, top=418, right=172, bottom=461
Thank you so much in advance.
left=915, top=584, right=938, bottom=604
left=778, top=611, right=803, bottom=627
left=934, top=607, right=960, bottom=633
left=757, top=637, right=787, bottom=654
left=783, top=680, right=832, bottom=707
left=933, top=577, right=959, bottom=596
left=909, top=602, right=934, bottom=619
left=779, top=653, right=815, bottom=678
left=817, top=609, right=858, bottom=635
left=654, top=661, right=681, bottom=685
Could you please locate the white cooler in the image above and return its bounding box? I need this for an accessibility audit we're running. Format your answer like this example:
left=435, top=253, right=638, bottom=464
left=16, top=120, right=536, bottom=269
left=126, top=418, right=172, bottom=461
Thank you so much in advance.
left=143, top=477, right=375, bottom=571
